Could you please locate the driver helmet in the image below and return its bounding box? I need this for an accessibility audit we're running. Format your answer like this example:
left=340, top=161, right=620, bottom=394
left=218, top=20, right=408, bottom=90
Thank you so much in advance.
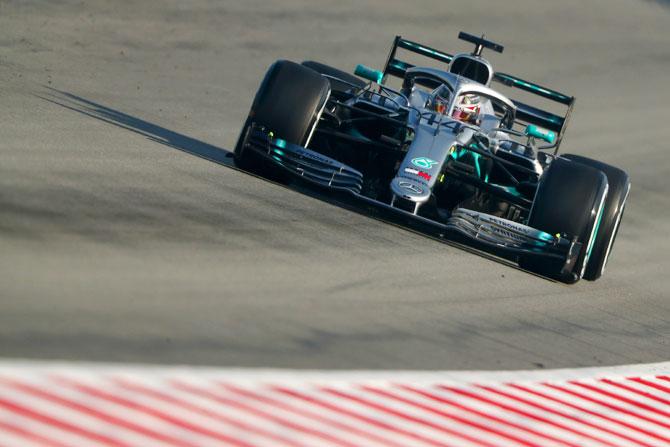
left=452, top=94, right=480, bottom=124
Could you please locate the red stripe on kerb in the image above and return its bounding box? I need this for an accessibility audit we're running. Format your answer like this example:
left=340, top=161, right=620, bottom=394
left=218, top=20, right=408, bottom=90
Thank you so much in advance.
left=51, top=376, right=256, bottom=447
left=362, top=385, right=541, bottom=447
left=272, top=385, right=454, bottom=447
left=543, top=382, right=670, bottom=442
left=0, top=395, right=128, bottom=447
left=113, top=378, right=309, bottom=447
left=171, top=380, right=360, bottom=447
left=0, top=419, right=70, bottom=447
left=321, top=386, right=500, bottom=447
left=399, top=384, right=581, bottom=447
left=443, top=385, right=624, bottom=447
left=511, top=383, right=662, bottom=446
left=0, top=378, right=196, bottom=447
left=631, top=376, right=670, bottom=395
left=569, top=381, right=670, bottom=425
left=605, top=378, right=670, bottom=406
left=220, top=383, right=408, bottom=447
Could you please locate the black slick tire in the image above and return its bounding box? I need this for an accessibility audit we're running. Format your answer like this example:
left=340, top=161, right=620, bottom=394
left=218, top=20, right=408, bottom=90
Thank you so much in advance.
left=234, top=60, right=330, bottom=179
left=562, top=154, right=630, bottom=281
left=520, top=157, right=609, bottom=283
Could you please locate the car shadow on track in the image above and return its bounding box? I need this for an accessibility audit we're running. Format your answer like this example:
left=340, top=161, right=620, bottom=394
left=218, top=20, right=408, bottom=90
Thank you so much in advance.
left=38, top=87, right=552, bottom=282
left=37, top=87, right=236, bottom=170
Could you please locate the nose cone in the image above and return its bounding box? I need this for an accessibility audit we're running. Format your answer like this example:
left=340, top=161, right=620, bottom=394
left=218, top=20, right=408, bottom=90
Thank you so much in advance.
left=390, top=177, right=431, bottom=202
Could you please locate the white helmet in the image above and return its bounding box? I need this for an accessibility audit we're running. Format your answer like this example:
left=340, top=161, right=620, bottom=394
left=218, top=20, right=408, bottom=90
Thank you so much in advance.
left=452, top=94, right=480, bottom=124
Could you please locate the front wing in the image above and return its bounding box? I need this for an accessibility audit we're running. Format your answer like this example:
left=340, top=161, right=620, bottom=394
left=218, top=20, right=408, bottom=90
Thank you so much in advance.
left=241, top=127, right=582, bottom=280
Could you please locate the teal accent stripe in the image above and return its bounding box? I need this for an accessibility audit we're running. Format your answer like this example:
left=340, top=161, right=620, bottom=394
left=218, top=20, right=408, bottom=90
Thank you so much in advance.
left=495, top=72, right=572, bottom=104
left=397, top=39, right=453, bottom=63
left=472, top=152, right=481, bottom=178
left=494, top=185, right=523, bottom=197
left=274, top=138, right=287, bottom=149
left=453, top=146, right=485, bottom=180
left=389, top=60, right=412, bottom=71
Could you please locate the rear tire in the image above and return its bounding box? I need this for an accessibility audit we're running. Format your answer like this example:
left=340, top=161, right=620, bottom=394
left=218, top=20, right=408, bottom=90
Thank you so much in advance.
left=520, top=157, right=608, bottom=283
left=562, top=154, right=630, bottom=281
left=234, top=60, right=330, bottom=179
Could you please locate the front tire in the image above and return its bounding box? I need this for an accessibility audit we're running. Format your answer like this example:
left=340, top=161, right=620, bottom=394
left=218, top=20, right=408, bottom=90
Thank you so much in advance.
left=520, top=157, right=609, bottom=283
left=234, top=60, right=330, bottom=178
left=562, top=154, right=630, bottom=281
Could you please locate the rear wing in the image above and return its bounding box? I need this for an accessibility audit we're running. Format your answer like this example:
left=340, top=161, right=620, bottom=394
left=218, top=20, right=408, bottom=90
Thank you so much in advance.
left=381, top=35, right=575, bottom=150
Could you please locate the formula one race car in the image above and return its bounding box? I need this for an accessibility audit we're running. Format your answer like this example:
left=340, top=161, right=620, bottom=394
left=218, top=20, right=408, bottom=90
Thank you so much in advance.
left=234, top=32, right=630, bottom=283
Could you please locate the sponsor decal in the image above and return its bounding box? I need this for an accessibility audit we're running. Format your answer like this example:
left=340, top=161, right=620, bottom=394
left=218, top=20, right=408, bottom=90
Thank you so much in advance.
left=488, top=216, right=532, bottom=235
left=417, top=171, right=431, bottom=181
left=296, top=148, right=334, bottom=165
left=398, top=181, right=423, bottom=194
left=403, top=167, right=432, bottom=181
left=411, top=157, right=438, bottom=170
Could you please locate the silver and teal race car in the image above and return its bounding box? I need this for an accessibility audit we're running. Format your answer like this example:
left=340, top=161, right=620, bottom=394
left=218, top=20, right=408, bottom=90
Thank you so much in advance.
left=234, top=32, right=630, bottom=284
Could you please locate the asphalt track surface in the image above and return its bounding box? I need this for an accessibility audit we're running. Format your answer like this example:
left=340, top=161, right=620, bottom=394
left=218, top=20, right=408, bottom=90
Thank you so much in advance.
left=1, top=0, right=669, bottom=371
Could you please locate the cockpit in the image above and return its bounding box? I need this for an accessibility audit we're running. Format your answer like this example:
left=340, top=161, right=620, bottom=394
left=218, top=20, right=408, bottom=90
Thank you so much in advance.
left=428, top=85, right=482, bottom=126
left=425, top=81, right=515, bottom=131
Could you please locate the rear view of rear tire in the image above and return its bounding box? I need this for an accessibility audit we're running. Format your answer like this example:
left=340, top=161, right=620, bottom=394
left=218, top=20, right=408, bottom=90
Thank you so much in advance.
left=563, top=154, right=630, bottom=281
left=520, top=157, right=608, bottom=283
left=234, top=60, right=330, bottom=178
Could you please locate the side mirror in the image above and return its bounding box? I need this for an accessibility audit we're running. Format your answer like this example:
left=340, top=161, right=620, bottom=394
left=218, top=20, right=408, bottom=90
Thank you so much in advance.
left=354, top=64, right=384, bottom=84
left=525, top=124, right=556, bottom=144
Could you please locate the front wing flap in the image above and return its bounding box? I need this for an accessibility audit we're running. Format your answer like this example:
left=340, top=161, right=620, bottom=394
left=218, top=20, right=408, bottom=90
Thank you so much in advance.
left=244, top=125, right=363, bottom=194
left=445, top=208, right=582, bottom=277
